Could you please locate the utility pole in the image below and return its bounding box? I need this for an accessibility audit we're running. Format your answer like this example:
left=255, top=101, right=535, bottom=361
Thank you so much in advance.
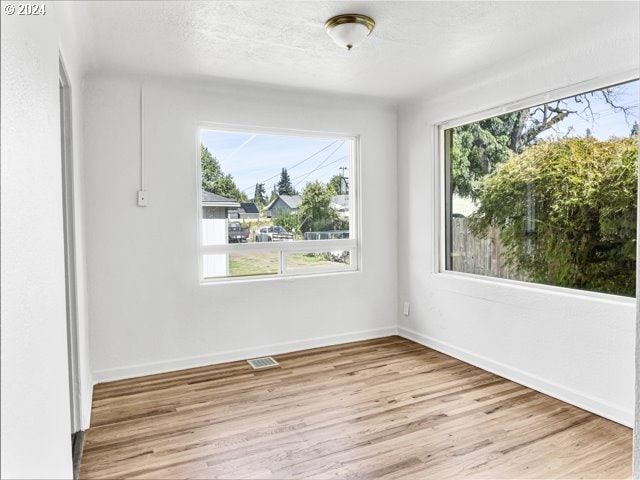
left=338, top=166, right=349, bottom=194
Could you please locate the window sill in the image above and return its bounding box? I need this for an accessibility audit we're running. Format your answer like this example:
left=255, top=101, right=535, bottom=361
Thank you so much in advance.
left=435, top=270, right=636, bottom=306
left=199, top=268, right=361, bottom=286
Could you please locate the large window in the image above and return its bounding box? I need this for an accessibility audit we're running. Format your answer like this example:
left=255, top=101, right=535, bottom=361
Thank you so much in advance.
left=444, top=79, right=639, bottom=297
left=198, top=127, right=358, bottom=281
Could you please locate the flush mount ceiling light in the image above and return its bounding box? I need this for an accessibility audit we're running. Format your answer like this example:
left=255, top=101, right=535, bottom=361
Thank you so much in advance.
left=324, top=13, right=375, bottom=51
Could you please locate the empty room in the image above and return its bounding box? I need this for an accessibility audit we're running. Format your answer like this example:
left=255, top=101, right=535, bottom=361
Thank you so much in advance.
left=2, top=1, right=639, bottom=479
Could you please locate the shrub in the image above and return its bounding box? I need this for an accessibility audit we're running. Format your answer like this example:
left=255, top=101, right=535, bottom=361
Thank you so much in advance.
left=469, top=136, right=638, bottom=296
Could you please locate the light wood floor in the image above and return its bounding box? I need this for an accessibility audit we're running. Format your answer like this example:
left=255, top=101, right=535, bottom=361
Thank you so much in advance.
left=80, top=336, right=631, bottom=479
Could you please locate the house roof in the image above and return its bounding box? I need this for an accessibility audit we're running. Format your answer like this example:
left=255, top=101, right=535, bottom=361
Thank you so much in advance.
left=265, top=194, right=350, bottom=212
left=331, top=195, right=349, bottom=210
left=240, top=202, right=260, bottom=214
left=280, top=195, right=302, bottom=209
left=265, top=194, right=302, bottom=211
left=202, top=191, right=240, bottom=208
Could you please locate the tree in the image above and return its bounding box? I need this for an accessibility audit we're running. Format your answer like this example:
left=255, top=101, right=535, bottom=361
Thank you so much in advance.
left=298, top=181, right=338, bottom=232
left=253, top=183, right=266, bottom=205
left=201, top=145, right=247, bottom=202
left=277, top=168, right=296, bottom=196
left=450, top=116, right=514, bottom=198
left=329, top=174, right=349, bottom=194
left=451, top=85, right=634, bottom=199
left=328, top=175, right=342, bottom=194
left=273, top=212, right=301, bottom=236
left=468, top=136, right=637, bottom=297
left=201, top=144, right=222, bottom=187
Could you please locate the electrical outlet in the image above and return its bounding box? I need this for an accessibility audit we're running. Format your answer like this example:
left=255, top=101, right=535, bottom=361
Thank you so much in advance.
left=403, top=301, right=410, bottom=316
left=137, top=190, right=148, bottom=207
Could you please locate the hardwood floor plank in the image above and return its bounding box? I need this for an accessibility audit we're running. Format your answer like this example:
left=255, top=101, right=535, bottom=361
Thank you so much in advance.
left=79, top=336, right=631, bottom=479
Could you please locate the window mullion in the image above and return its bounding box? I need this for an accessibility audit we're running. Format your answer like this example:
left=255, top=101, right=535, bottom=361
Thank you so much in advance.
left=280, top=250, right=287, bottom=275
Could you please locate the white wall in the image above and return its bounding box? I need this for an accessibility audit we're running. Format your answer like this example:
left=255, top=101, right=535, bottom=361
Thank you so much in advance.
left=83, top=75, right=398, bottom=381
left=0, top=2, right=90, bottom=477
left=398, top=28, right=639, bottom=426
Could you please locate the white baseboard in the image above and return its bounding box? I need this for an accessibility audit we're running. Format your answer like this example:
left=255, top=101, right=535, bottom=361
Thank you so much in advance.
left=92, top=326, right=398, bottom=384
left=397, top=326, right=633, bottom=427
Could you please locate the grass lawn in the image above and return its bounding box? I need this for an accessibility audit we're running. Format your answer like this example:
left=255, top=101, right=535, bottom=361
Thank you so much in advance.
left=228, top=252, right=279, bottom=277
left=229, top=251, right=349, bottom=276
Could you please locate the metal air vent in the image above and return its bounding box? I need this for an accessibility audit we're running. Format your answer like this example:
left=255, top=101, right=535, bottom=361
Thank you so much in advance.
left=247, top=356, right=279, bottom=370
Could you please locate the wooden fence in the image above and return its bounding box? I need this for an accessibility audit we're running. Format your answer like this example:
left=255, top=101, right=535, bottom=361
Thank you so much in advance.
left=451, top=217, right=526, bottom=281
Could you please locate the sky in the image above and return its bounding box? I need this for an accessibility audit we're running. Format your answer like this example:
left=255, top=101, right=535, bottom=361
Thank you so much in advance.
left=200, top=130, right=351, bottom=197
left=536, top=79, right=639, bottom=141
left=452, top=78, right=638, bottom=215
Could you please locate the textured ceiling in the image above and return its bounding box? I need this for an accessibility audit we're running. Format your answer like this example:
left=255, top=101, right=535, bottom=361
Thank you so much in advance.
left=76, top=1, right=639, bottom=102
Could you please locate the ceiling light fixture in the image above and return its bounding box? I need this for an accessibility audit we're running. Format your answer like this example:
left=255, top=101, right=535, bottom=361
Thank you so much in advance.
left=324, top=13, right=375, bottom=51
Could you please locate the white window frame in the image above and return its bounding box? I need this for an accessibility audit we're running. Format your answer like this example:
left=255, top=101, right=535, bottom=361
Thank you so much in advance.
left=196, top=123, right=360, bottom=284
left=435, top=70, right=638, bottom=302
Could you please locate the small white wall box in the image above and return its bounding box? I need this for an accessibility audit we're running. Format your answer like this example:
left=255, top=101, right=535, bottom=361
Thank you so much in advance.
left=137, top=190, right=148, bottom=207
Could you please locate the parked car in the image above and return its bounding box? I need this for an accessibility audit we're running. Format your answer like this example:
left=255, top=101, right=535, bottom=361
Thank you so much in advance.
left=255, top=225, right=294, bottom=242
left=228, top=221, right=250, bottom=243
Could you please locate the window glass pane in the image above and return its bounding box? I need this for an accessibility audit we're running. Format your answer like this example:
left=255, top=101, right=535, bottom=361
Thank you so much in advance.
left=200, top=130, right=351, bottom=246
left=229, top=252, right=280, bottom=277
left=286, top=251, right=351, bottom=272
left=199, top=128, right=357, bottom=281
left=202, top=206, right=235, bottom=246
left=445, top=79, right=639, bottom=297
left=203, top=252, right=280, bottom=279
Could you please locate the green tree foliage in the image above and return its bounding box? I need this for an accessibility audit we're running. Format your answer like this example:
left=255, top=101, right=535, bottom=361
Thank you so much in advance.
left=468, top=136, right=638, bottom=296
left=299, top=181, right=338, bottom=232
left=267, top=185, right=277, bottom=204
left=201, top=145, right=247, bottom=202
left=273, top=212, right=301, bottom=236
left=329, top=174, right=349, bottom=194
left=451, top=116, right=514, bottom=198
left=328, top=174, right=342, bottom=194
left=451, top=86, right=632, bottom=199
left=253, top=183, right=266, bottom=205
left=277, top=168, right=296, bottom=195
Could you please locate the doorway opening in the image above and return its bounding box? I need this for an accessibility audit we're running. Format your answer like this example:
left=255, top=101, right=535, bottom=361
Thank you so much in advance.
left=59, top=54, right=83, bottom=479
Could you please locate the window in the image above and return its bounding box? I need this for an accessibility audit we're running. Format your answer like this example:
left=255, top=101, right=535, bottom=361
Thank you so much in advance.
left=198, top=127, right=358, bottom=281
left=443, top=79, right=639, bottom=297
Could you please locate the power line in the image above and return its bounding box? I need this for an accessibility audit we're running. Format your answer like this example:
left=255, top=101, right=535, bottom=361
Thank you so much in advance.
left=293, top=142, right=345, bottom=188
left=291, top=144, right=344, bottom=182
left=291, top=156, right=347, bottom=183
left=239, top=140, right=339, bottom=193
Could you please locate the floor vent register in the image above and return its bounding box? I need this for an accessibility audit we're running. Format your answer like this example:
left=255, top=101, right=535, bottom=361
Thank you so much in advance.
left=247, top=356, right=279, bottom=370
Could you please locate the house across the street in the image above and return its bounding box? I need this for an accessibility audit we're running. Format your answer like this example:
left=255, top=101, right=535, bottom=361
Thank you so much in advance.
left=201, top=191, right=240, bottom=277
left=331, top=194, right=349, bottom=218
left=265, top=194, right=303, bottom=217
left=265, top=194, right=349, bottom=218
left=230, top=202, right=260, bottom=220
left=202, top=191, right=240, bottom=219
